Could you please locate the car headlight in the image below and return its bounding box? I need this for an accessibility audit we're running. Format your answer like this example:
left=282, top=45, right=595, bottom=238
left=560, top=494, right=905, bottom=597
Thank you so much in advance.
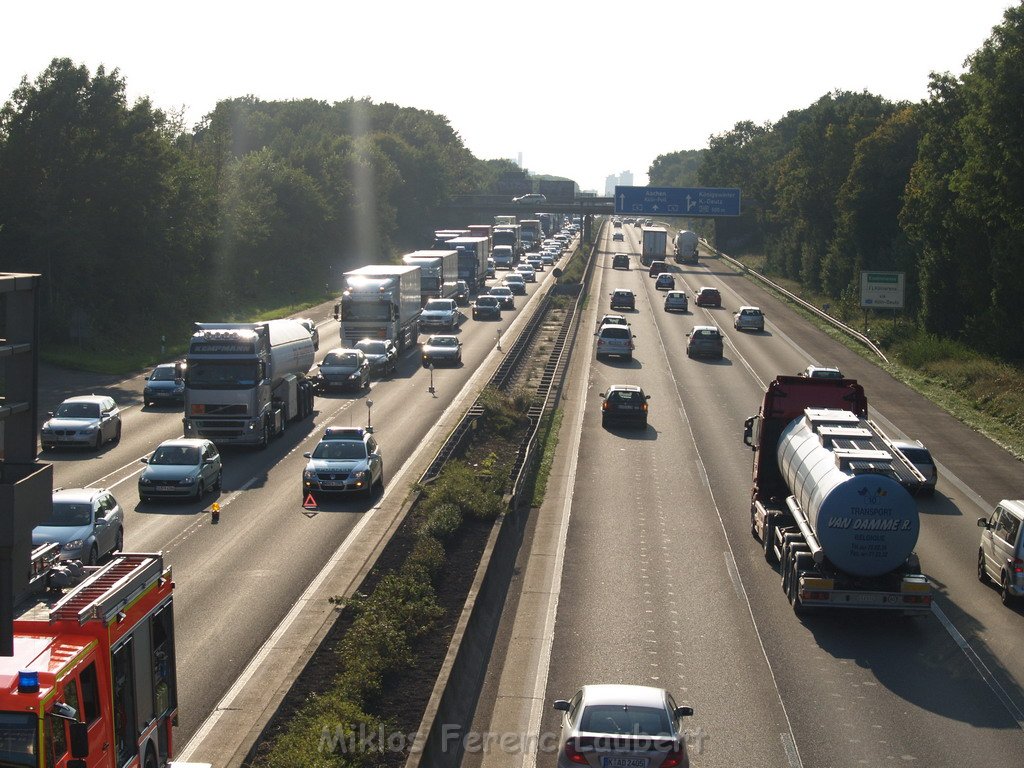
left=174, top=383, right=185, bottom=392
left=63, top=540, right=85, bottom=551
left=351, top=470, right=369, bottom=480
left=180, top=475, right=197, bottom=485
left=139, top=476, right=152, bottom=485
left=41, top=424, right=52, bottom=433
left=348, top=372, right=361, bottom=379
left=83, top=424, right=99, bottom=432
left=303, top=469, right=316, bottom=480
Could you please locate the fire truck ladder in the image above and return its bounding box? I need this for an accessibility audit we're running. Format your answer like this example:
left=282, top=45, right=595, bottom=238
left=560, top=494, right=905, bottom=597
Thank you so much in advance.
left=49, top=553, right=167, bottom=625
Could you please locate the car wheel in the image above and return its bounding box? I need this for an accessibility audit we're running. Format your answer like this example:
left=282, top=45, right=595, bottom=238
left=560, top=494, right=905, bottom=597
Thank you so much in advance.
left=87, top=544, right=98, bottom=566
left=114, top=527, right=124, bottom=553
left=376, top=466, right=386, bottom=491
left=259, top=421, right=269, bottom=450
left=194, top=480, right=205, bottom=501
left=113, top=422, right=122, bottom=444
left=214, top=470, right=223, bottom=492
left=1001, top=574, right=1017, bottom=607
left=978, top=550, right=991, bottom=584
left=94, top=431, right=103, bottom=450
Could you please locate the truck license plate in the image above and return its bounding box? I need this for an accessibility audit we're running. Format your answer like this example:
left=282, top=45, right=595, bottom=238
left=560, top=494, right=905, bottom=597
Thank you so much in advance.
left=846, top=593, right=880, bottom=604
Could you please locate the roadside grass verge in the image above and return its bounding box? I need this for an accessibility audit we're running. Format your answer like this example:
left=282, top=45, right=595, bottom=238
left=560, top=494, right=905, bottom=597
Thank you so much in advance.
left=526, top=408, right=564, bottom=507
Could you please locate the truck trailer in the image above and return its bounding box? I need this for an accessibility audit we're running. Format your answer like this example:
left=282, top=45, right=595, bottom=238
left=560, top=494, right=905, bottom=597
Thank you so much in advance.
left=640, top=226, right=668, bottom=267
left=443, top=236, right=489, bottom=293
left=1, top=548, right=178, bottom=768
left=403, top=249, right=459, bottom=303
left=520, top=219, right=543, bottom=252
left=336, top=264, right=422, bottom=351
left=468, top=224, right=493, bottom=255
left=432, top=229, right=469, bottom=249
left=674, top=230, right=699, bottom=264
left=184, top=319, right=316, bottom=448
left=742, top=375, right=932, bottom=614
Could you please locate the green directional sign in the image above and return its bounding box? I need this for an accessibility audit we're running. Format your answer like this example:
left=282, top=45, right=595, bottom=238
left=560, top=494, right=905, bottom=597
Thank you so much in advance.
left=860, top=271, right=905, bottom=308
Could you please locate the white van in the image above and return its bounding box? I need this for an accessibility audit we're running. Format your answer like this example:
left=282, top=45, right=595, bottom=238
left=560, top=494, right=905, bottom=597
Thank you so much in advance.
left=595, top=323, right=635, bottom=360
left=977, top=499, right=1024, bottom=606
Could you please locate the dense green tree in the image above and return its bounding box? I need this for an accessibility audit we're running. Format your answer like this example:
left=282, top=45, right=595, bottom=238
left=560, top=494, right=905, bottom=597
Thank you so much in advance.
left=648, top=149, right=705, bottom=187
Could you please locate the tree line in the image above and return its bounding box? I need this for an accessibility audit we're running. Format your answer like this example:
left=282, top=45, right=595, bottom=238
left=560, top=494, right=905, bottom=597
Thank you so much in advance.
left=0, top=59, right=520, bottom=351
left=649, top=5, right=1024, bottom=361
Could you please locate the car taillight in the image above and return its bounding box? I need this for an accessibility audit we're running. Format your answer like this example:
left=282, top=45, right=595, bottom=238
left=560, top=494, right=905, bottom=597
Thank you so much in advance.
left=602, top=402, right=609, bottom=411
left=1011, top=558, right=1024, bottom=575
left=641, top=402, right=648, bottom=411
left=564, top=741, right=589, bottom=764
left=661, top=742, right=687, bottom=767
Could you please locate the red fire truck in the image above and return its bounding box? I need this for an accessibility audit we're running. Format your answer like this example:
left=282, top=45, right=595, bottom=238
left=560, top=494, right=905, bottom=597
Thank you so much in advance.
left=1, top=547, right=177, bottom=768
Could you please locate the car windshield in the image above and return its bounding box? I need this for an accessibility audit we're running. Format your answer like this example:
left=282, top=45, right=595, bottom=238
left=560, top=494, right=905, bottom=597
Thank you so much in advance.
left=608, top=390, right=643, bottom=403
left=429, top=337, right=458, bottom=348
left=491, top=288, right=510, bottom=296
left=694, top=329, right=719, bottom=338
left=614, top=292, right=632, bottom=298
left=312, top=441, right=367, bottom=460
left=579, top=705, right=671, bottom=736
left=54, top=402, right=100, bottom=419
left=323, top=352, right=362, bottom=366
left=43, top=501, right=93, bottom=527
left=355, top=341, right=387, bottom=355
left=424, top=300, right=452, bottom=311
left=742, top=309, right=761, bottom=316
left=478, top=297, right=498, bottom=306
left=150, top=445, right=201, bottom=466
left=149, top=367, right=178, bottom=381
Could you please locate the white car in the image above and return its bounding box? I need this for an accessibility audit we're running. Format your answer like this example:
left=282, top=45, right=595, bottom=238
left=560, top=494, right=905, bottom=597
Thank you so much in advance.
left=733, top=306, right=765, bottom=331
left=978, top=499, right=1024, bottom=606
left=419, top=298, right=459, bottom=329
left=595, top=322, right=635, bottom=360
left=40, top=395, right=122, bottom=451
left=801, top=365, right=843, bottom=379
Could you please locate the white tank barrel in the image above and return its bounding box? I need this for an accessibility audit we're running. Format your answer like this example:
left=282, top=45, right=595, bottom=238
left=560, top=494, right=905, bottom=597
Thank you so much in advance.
left=777, top=409, right=919, bottom=577
left=266, top=319, right=315, bottom=382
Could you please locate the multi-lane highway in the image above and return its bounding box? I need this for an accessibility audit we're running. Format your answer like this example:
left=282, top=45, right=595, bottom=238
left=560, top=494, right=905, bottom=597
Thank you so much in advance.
left=36, top=246, right=570, bottom=748
left=466, top=223, right=1024, bottom=767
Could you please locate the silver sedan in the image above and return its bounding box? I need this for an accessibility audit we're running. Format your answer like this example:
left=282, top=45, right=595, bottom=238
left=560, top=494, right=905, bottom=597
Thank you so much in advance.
left=421, top=335, right=462, bottom=367
left=552, top=684, right=694, bottom=767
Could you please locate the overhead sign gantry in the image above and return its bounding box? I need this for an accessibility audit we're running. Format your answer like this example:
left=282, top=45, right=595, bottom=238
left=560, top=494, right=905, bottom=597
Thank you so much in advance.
left=614, top=185, right=741, bottom=217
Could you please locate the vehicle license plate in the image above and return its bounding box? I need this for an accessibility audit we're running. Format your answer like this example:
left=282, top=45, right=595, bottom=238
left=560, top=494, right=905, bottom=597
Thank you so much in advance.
left=601, top=758, right=648, bottom=768
left=156, top=486, right=177, bottom=492
left=845, top=593, right=880, bottom=604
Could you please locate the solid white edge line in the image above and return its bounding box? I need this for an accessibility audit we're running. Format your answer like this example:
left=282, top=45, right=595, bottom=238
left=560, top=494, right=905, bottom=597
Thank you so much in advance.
left=930, top=602, right=1024, bottom=728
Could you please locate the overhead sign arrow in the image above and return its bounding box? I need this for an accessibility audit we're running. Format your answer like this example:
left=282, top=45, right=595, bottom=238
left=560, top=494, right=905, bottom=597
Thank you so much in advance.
left=614, top=186, right=741, bottom=217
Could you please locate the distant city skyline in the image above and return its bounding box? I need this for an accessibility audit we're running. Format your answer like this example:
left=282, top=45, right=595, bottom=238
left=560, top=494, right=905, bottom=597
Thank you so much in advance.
left=605, top=171, right=634, bottom=197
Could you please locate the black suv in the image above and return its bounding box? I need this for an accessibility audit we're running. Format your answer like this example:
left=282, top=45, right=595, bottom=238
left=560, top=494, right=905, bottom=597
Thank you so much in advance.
left=600, top=385, right=650, bottom=428
left=610, top=289, right=636, bottom=310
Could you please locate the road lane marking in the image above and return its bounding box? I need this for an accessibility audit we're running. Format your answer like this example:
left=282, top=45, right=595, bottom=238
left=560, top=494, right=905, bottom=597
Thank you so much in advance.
left=931, top=602, right=1024, bottom=728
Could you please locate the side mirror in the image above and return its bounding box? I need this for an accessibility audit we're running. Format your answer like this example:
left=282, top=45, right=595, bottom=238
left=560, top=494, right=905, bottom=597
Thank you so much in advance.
left=645, top=395, right=651, bottom=400
left=552, top=700, right=571, bottom=712
left=303, top=452, right=312, bottom=459
left=977, top=517, right=990, bottom=528
left=48, top=411, right=54, bottom=418
left=674, top=706, right=694, bottom=718
left=140, top=457, right=149, bottom=464
left=598, top=392, right=606, bottom=398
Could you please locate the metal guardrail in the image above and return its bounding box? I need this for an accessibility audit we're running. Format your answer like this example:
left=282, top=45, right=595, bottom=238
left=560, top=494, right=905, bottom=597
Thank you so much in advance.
left=704, top=242, right=889, bottom=364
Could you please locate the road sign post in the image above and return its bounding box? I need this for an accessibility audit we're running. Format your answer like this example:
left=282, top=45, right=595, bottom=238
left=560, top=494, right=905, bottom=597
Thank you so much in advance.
left=860, top=271, right=905, bottom=309
left=614, top=186, right=741, bottom=217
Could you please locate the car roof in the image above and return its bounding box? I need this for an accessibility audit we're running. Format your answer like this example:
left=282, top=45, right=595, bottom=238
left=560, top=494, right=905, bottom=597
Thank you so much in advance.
left=613, top=289, right=634, bottom=295
left=52, top=487, right=106, bottom=503
left=321, top=427, right=369, bottom=441
left=692, top=325, right=720, bottom=333
left=60, top=395, right=110, bottom=405
left=324, top=347, right=364, bottom=356
left=155, top=438, right=210, bottom=450
left=426, top=334, right=458, bottom=342
left=607, top=384, right=643, bottom=394
left=698, top=286, right=719, bottom=292
left=738, top=306, right=762, bottom=312
left=666, top=291, right=686, bottom=297
left=579, top=684, right=668, bottom=708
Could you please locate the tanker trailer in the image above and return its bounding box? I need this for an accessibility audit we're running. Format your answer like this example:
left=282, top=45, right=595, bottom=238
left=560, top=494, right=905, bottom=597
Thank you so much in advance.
left=742, top=375, right=932, bottom=614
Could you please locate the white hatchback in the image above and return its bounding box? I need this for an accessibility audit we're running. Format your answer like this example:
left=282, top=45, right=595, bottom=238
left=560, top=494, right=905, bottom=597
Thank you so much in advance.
left=595, top=323, right=635, bottom=360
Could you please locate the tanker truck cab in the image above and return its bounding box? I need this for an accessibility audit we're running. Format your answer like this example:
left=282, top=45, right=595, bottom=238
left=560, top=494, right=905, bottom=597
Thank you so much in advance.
left=977, top=499, right=1024, bottom=606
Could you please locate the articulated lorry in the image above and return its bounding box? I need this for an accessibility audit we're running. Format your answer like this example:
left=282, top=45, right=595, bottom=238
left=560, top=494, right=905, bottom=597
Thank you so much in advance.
left=336, top=264, right=422, bottom=351
left=184, top=319, right=316, bottom=448
left=640, top=226, right=668, bottom=267
left=743, top=375, right=932, bottom=614
left=674, top=230, right=699, bottom=264
left=520, top=219, right=543, bottom=252
left=444, top=236, right=489, bottom=293
left=403, top=249, right=459, bottom=303
left=2, top=548, right=178, bottom=768
left=492, top=225, right=524, bottom=262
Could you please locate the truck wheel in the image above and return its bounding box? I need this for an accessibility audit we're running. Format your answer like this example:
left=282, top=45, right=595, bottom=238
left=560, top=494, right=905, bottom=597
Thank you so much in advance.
left=763, top=514, right=779, bottom=566
left=978, top=550, right=991, bottom=584
left=258, top=422, right=269, bottom=450
left=790, top=554, right=814, bottom=615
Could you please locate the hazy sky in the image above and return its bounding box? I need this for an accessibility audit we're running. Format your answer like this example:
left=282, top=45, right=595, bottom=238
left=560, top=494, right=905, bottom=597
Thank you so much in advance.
left=1, top=1, right=1015, bottom=192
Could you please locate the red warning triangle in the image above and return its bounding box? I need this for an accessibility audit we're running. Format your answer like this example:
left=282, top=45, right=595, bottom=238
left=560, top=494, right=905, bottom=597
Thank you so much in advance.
left=303, top=493, right=318, bottom=509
